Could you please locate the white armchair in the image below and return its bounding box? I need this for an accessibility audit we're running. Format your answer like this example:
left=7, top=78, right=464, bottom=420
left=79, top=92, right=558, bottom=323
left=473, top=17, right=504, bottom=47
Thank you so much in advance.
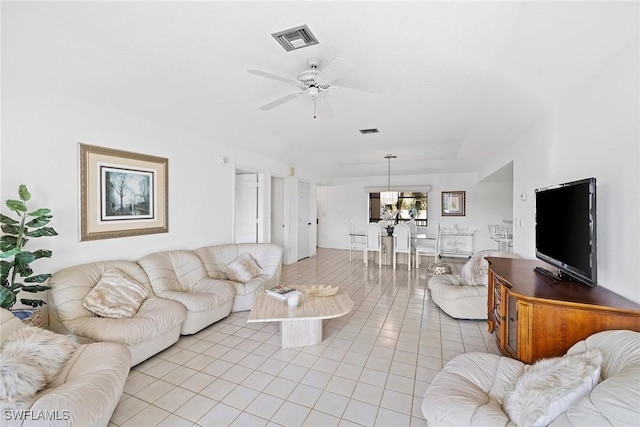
left=428, top=250, right=518, bottom=319
left=0, top=308, right=130, bottom=427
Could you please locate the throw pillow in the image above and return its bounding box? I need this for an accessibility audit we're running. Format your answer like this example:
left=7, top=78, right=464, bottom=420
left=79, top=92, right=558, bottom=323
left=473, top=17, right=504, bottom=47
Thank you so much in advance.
left=460, top=254, right=490, bottom=286
left=0, top=327, right=78, bottom=403
left=503, top=349, right=603, bottom=427
left=82, top=268, right=149, bottom=318
left=0, top=351, right=45, bottom=403
left=224, top=253, right=263, bottom=283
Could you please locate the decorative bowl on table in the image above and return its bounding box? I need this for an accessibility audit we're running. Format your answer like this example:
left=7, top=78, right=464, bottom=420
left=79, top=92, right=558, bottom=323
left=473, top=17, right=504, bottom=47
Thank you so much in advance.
left=306, top=285, right=339, bottom=297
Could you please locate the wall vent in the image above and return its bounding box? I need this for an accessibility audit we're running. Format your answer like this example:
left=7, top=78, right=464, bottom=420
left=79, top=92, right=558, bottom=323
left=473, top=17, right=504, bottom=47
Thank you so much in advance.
left=359, top=128, right=380, bottom=134
left=272, top=25, right=319, bottom=52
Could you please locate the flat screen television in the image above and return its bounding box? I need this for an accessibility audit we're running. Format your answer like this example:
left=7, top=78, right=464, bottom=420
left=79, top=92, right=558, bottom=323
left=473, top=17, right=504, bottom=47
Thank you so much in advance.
left=534, top=177, right=597, bottom=287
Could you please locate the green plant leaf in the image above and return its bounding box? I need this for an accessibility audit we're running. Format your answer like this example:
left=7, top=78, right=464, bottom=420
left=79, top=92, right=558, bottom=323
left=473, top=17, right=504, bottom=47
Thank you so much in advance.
left=31, top=250, right=53, bottom=260
left=1, top=261, right=13, bottom=280
left=19, top=299, right=45, bottom=308
left=26, top=215, right=52, bottom=228
left=25, top=227, right=58, bottom=238
left=15, top=251, right=36, bottom=265
left=24, top=274, right=51, bottom=283
left=28, top=208, right=51, bottom=217
left=0, top=286, right=17, bottom=310
left=18, top=185, right=31, bottom=202
left=0, top=236, right=19, bottom=252
left=1, top=224, right=21, bottom=235
left=0, top=248, right=20, bottom=259
left=9, top=281, right=23, bottom=291
left=20, top=284, right=51, bottom=293
left=14, top=253, right=34, bottom=277
left=6, top=199, right=27, bottom=213
left=0, top=213, right=18, bottom=225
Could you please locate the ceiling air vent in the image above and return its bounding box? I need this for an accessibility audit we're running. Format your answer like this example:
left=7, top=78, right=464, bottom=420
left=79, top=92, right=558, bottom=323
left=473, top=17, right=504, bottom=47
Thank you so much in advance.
left=359, top=128, right=380, bottom=135
left=272, top=25, right=319, bottom=52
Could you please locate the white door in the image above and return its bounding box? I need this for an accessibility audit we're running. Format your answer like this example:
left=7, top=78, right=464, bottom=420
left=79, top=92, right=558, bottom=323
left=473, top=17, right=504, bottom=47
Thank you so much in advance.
left=298, top=181, right=311, bottom=259
left=271, top=177, right=285, bottom=247
left=235, top=174, right=258, bottom=243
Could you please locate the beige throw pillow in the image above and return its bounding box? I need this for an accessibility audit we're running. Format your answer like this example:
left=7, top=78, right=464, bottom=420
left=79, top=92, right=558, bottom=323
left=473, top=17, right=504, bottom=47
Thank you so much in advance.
left=225, top=253, right=263, bottom=283
left=82, top=269, right=149, bottom=318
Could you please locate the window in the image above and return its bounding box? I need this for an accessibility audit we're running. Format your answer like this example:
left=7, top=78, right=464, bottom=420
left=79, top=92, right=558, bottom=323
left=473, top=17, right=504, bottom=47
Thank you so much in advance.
left=369, top=192, right=428, bottom=226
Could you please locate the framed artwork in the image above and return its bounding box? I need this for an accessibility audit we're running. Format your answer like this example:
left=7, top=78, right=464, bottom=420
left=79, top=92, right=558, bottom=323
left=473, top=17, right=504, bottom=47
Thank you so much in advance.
left=79, top=143, right=168, bottom=241
left=441, top=191, right=466, bottom=216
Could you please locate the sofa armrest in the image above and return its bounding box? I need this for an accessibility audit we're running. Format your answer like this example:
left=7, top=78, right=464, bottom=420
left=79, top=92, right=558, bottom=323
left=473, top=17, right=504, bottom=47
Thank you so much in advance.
left=24, top=343, right=130, bottom=427
left=427, top=273, right=462, bottom=290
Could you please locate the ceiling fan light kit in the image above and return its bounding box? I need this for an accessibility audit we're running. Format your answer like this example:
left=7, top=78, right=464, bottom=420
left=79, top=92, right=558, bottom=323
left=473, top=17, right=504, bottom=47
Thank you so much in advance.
left=247, top=56, right=378, bottom=119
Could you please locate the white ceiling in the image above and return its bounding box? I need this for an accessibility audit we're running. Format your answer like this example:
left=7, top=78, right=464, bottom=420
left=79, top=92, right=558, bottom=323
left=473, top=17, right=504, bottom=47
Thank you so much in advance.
left=3, top=1, right=636, bottom=182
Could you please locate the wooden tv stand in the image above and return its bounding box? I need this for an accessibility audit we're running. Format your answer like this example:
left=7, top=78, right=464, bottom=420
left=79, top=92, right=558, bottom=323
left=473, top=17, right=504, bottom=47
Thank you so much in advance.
left=487, top=257, right=640, bottom=364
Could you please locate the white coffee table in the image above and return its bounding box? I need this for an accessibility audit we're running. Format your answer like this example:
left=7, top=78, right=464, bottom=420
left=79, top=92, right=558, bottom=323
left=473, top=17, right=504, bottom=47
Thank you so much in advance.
left=248, top=285, right=354, bottom=348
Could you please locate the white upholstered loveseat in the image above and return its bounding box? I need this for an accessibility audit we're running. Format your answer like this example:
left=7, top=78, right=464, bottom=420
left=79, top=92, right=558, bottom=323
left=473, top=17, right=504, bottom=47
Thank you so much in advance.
left=48, top=243, right=282, bottom=366
left=1, top=308, right=130, bottom=427
left=428, top=250, right=518, bottom=319
left=422, top=329, right=640, bottom=426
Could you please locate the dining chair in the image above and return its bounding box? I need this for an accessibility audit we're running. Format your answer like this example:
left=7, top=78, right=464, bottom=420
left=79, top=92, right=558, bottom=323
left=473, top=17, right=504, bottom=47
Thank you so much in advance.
left=415, top=223, right=440, bottom=268
left=406, top=220, right=417, bottom=235
left=392, top=223, right=412, bottom=270
left=493, top=225, right=513, bottom=253
left=365, top=222, right=387, bottom=268
left=348, top=221, right=366, bottom=262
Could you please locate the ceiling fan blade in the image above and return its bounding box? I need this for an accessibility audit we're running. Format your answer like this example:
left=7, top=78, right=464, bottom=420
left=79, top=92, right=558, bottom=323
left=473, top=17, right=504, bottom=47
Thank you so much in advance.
left=316, top=57, right=350, bottom=83
left=247, top=69, right=298, bottom=85
left=314, top=96, right=333, bottom=119
left=259, top=92, right=302, bottom=110
left=332, top=85, right=380, bottom=96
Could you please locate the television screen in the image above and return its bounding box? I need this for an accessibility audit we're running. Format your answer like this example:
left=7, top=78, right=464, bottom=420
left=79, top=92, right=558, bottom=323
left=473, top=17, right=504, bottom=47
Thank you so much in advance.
left=535, top=177, right=597, bottom=286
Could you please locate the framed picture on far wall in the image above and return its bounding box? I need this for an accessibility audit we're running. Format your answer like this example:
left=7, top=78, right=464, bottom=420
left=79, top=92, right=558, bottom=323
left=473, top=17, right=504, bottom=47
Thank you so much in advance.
left=79, top=143, right=168, bottom=241
left=441, top=191, right=465, bottom=216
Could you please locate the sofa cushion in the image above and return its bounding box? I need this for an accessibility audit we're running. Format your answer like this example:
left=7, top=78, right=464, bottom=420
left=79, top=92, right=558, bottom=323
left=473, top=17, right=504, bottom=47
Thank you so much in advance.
left=63, top=296, right=186, bottom=346
left=82, top=269, right=149, bottom=318
left=224, top=253, right=263, bottom=283
left=504, top=350, right=603, bottom=427
left=0, top=327, right=78, bottom=403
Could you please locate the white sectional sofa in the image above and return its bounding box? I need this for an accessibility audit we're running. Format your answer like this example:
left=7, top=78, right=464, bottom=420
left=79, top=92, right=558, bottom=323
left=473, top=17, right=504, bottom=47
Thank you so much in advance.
left=194, top=243, right=283, bottom=312
left=1, top=308, right=130, bottom=427
left=48, top=243, right=283, bottom=366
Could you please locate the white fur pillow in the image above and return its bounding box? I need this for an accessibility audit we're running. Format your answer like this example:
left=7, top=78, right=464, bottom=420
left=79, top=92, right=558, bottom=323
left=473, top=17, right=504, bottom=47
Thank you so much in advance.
left=460, top=254, right=491, bottom=286
left=224, top=253, right=263, bottom=283
left=83, top=268, right=149, bottom=318
left=0, top=327, right=78, bottom=403
left=503, top=349, right=603, bottom=427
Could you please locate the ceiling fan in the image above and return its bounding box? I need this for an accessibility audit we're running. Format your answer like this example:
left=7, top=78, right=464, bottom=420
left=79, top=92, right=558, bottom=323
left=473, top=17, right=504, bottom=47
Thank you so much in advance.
left=247, top=57, right=377, bottom=119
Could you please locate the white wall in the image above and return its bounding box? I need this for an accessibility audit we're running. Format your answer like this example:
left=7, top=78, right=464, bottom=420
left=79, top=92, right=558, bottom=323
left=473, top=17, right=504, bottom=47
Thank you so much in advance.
left=1, top=91, right=311, bottom=281
left=480, top=38, right=639, bottom=303
left=317, top=172, right=512, bottom=253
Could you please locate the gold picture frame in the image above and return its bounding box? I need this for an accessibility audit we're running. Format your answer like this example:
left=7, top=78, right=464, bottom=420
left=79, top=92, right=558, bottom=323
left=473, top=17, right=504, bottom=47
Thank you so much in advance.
left=441, top=191, right=466, bottom=216
left=79, top=143, right=168, bottom=241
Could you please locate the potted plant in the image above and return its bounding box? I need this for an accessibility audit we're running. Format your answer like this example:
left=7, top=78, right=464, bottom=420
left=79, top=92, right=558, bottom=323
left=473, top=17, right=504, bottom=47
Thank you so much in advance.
left=0, top=185, right=58, bottom=320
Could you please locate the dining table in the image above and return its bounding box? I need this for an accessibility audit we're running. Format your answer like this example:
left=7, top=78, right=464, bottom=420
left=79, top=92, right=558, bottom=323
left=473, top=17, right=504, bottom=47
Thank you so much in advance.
left=348, top=230, right=436, bottom=266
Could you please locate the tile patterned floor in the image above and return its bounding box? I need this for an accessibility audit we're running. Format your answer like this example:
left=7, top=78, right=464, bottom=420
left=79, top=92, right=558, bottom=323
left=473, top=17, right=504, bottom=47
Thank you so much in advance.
left=109, top=248, right=500, bottom=427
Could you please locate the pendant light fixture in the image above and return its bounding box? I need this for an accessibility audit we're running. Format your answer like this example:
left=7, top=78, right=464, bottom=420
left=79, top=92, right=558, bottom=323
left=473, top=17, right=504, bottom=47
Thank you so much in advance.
left=380, top=154, right=398, bottom=205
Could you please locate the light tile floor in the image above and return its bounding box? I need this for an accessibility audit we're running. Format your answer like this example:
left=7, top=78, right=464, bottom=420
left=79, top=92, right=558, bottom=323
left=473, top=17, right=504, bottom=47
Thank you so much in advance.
left=109, top=248, right=500, bottom=427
